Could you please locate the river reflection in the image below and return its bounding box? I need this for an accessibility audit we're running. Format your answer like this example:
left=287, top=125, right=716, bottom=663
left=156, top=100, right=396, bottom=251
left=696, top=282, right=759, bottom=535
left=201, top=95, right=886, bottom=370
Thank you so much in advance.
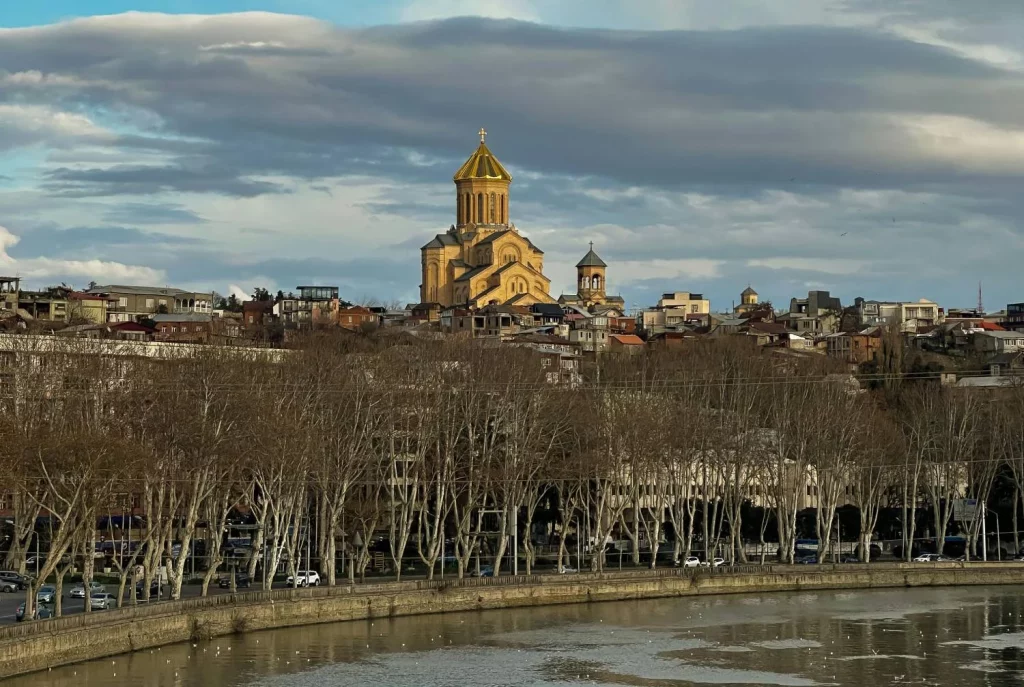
left=10, top=587, right=1024, bottom=686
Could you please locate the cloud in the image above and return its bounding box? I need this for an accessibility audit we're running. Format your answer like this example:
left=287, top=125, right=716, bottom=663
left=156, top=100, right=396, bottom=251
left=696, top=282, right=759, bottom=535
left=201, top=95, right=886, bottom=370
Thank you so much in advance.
left=0, top=224, right=166, bottom=285
left=0, top=11, right=1022, bottom=308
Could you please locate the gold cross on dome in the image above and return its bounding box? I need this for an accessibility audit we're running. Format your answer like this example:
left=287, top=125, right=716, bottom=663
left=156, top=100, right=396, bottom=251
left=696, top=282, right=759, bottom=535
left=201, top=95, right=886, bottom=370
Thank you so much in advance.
left=478, top=127, right=487, bottom=144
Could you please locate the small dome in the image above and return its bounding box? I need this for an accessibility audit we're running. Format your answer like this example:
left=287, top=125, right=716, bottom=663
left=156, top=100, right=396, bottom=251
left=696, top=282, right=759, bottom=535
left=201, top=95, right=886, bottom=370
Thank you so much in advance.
left=741, top=286, right=758, bottom=297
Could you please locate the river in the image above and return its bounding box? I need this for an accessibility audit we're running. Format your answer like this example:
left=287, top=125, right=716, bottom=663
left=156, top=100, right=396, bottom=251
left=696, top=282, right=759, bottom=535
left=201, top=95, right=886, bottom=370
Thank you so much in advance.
left=7, top=586, right=1024, bottom=686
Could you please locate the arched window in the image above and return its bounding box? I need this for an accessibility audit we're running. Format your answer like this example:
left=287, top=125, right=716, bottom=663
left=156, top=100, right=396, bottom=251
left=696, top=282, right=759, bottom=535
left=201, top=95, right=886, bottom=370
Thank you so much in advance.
left=500, top=195, right=506, bottom=223
left=592, top=275, right=601, bottom=290
left=489, top=193, right=496, bottom=223
left=477, top=193, right=483, bottom=223
left=463, top=194, right=469, bottom=223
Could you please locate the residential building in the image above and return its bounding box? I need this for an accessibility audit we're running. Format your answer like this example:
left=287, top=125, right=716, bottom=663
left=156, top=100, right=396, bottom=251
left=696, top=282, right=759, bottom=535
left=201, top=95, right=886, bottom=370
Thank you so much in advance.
left=0, top=277, right=18, bottom=316
left=86, top=285, right=213, bottom=323
left=241, top=300, right=275, bottom=328
left=337, top=305, right=378, bottom=331
left=826, top=327, right=883, bottom=364
left=973, top=330, right=1024, bottom=354
left=420, top=129, right=554, bottom=308
left=1004, top=303, right=1024, bottom=333
left=275, top=286, right=344, bottom=329
left=151, top=313, right=215, bottom=344
left=855, top=297, right=941, bottom=332
left=569, top=315, right=610, bottom=353
left=780, top=290, right=841, bottom=334
left=608, top=334, right=644, bottom=353
left=638, top=291, right=711, bottom=337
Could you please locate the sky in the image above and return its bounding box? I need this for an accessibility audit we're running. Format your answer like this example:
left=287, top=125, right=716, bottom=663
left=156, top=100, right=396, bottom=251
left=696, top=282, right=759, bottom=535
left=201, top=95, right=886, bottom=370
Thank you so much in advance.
left=2, top=1, right=1024, bottom=311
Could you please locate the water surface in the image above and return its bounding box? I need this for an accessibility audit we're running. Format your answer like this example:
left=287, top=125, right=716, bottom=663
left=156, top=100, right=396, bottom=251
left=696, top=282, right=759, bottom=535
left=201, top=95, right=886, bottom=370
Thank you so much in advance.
left=11, top=586, right=1024, bottom=686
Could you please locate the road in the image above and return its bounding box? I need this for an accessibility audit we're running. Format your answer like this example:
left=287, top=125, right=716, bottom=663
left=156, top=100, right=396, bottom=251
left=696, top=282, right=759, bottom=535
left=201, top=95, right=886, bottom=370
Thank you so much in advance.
left=0, top=580, right=285, bottom=625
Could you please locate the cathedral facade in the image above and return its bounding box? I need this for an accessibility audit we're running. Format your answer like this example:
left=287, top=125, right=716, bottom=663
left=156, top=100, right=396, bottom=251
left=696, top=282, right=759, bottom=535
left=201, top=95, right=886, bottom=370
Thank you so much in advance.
left=420, top=130, right=554, bottom=308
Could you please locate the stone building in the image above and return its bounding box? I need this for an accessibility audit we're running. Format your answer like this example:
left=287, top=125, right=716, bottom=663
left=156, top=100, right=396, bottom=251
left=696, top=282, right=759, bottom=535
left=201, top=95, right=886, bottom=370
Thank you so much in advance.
left=735, top=286, right=759, bottom=315
left=420, top=129, right=554, bottom=308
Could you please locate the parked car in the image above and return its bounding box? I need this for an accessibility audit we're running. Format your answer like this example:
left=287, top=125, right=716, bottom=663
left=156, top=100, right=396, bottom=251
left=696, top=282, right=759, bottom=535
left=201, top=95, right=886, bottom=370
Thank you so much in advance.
left=218, top=572, right=252, bottom=589
left=89, top=592, right=117, bottom=610
left=913, top=553, right=950, bottom=563
left=0, top=571, right=29, bottom=592
left=795, top=554, right=818, bottom=565
left=15, top=602, right=52, bottom=622
left=70, top=580, right=106, bottom=599
left=285, top=570, right=321, bottom=587
left=470, top=565, right=494, bottom=577
left=36, top=585, right=57, bottom=604
left=677, top=556, right=701, bottom=569
left=702, top=558, right=726, bottom=567
left=557, top=565, right=578, bottom=574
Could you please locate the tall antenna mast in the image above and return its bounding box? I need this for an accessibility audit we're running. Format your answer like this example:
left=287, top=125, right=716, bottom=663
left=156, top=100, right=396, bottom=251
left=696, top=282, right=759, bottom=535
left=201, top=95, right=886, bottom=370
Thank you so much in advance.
left=978, top=281, right=984, bottom=314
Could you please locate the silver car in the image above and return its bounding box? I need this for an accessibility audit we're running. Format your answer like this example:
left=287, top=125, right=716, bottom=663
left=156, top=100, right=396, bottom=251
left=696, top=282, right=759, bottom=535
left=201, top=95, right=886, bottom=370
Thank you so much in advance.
left=89, top=592, right=116, bottom=610
left=70, top=580, right=106, bottom=599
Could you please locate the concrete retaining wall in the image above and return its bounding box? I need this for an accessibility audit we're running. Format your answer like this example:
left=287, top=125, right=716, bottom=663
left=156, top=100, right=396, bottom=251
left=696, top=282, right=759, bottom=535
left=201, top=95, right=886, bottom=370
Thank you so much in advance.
left=3, top=563, right=1023, bottom=680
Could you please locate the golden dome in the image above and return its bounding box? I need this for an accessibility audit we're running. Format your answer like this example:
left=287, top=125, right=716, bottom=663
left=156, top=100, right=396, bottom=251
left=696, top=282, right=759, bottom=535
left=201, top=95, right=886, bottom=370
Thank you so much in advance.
left=453, top=128, right=512, bottom=182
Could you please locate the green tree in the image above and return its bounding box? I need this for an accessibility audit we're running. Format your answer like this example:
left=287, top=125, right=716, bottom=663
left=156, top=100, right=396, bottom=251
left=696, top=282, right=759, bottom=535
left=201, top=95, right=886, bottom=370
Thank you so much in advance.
left=252, top=287, right=272, bottom=302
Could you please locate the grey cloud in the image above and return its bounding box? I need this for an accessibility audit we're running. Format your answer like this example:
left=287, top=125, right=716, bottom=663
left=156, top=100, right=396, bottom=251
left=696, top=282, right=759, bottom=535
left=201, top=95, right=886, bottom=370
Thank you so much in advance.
left=9, top=225, right=199, bottom=256
left=42, top=163, right=288, bottom=198
left=1, top=12, right=1023, bottom=309
left=3, top=15, right=1024, bottom=197
left=101, top=203, right=206, bottom=225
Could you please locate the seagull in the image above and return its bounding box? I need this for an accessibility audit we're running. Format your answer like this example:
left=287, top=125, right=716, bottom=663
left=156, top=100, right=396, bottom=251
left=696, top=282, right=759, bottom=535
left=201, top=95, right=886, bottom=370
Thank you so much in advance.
left=840, top=232, right=848, bottom=236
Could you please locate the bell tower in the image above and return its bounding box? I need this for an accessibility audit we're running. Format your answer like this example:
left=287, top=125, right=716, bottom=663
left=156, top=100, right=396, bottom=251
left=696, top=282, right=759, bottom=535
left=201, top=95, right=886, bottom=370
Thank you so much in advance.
left=453, top=128, right=512, bottom=230
left=576, top=242, right=607, bottom=306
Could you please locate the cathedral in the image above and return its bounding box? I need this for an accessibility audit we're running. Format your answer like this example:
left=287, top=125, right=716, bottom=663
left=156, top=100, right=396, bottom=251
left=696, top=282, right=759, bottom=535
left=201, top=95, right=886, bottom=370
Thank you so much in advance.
left=420, top=129, right=555, bottom=308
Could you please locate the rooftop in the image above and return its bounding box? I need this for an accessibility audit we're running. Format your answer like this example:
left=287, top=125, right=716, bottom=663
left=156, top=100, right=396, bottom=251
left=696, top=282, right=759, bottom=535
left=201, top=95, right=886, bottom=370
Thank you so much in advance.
left=576, top=243, right=607, bottom=268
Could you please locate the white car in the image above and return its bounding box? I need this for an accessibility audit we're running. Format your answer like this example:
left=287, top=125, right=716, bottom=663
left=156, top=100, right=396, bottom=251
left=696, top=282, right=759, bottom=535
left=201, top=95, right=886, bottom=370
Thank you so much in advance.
left=89, top=592, right=117, bottom=610
left=913, top=553, right=948, bottom=563
left=70, top=580, right=106, bottom=599
left=286, top=570, right=321, bottom=587
left=679, top=556, right=701, bottom=569
left=703, top=557, right=726, bottom=567
left=557, top=565, right=577, bottom=574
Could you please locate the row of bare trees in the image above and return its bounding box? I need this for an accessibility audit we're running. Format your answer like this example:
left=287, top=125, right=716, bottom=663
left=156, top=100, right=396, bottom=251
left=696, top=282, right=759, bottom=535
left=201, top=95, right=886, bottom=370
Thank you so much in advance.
left=2, top=333, right=1023, bottom=619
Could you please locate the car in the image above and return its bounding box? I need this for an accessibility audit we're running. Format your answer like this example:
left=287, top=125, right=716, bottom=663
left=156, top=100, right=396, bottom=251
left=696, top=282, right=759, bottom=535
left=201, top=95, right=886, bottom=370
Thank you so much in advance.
left=557, top=565, right=577, bottom=574
left=70, top=580, right=106, bottom=599
left=677, top=556, right=701, bottom=569
left=134, top=579, right=161, bottom=598
left=218, top=572, right=252, bottom=589
left=702, top=558, right=726, bottom=567
left=913, top=553, right=949, bottom=563
left=89, top=592, right=117, bottom=610
left=470, top=565, right=494, bottom=578
left=15, top=602, right=52, bottom=622
left=285, top=570, right=321, bottom=587
left=795, top=554, right=818, bottom=565
left=36, top=585, right=57, bottom=604
left=0, top=571, right=29, bottom=592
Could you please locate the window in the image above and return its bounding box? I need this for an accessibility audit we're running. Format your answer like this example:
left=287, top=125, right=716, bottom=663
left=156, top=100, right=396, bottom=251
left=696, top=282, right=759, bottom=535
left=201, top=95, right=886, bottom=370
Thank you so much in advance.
left=691, top=305, right=699, bottom=313
left=489, top=193, right=496, bottom=222
left=118, top=297, right=128, bottom=308
left=159, top=299, right=167, bottom=307
left=146, top=299, right=155, bottom=309
left=477, top=193, right=483, bottom=223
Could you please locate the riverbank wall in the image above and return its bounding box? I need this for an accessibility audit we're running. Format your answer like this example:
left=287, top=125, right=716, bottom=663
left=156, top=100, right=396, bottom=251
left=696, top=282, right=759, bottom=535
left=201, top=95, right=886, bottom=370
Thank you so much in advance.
left=3, top=561, right=1023, bottom=679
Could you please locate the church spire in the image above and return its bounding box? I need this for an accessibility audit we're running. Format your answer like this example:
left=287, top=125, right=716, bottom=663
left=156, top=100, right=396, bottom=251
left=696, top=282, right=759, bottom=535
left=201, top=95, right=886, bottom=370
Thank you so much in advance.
left=454, top=128, right=511, bottom=228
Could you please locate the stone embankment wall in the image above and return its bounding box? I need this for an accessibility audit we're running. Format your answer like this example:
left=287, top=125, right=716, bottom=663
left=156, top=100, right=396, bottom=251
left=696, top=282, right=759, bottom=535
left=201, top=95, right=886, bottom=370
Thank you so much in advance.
left=2, top=562, right=1021, bottom=680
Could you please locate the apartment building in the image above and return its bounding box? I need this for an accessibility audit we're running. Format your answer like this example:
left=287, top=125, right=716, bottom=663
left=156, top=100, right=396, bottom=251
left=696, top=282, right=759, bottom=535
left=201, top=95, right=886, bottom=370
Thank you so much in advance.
left=855, top=297, right=941, bottom=332
left=86, top=285, right=213, bottom=323
left=638, top=291, right=711, bottom=336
